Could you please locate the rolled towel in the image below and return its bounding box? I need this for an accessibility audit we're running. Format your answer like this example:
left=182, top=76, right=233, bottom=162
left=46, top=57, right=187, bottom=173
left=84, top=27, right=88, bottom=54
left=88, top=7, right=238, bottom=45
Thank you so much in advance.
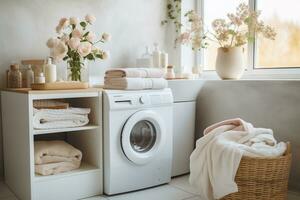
left=33, top=107, right=90, bottom=129
left=105, top=68, right=165, bottom=78
left=104, top=77, right=168, bottom=90
left=34, top=140, right=82, bottom=175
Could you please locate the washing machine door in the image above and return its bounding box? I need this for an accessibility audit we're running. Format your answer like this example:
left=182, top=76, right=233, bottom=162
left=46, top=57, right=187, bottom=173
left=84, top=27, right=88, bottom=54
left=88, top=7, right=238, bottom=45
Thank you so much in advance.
left=121, top=110, right=166, bottom=165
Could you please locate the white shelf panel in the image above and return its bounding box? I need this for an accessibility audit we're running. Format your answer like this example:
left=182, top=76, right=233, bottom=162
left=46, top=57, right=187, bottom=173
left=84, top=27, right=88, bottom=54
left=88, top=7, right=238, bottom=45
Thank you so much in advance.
left=34, top=162, right=100, bottom=182
left=33, top=125, right=99, bottom=135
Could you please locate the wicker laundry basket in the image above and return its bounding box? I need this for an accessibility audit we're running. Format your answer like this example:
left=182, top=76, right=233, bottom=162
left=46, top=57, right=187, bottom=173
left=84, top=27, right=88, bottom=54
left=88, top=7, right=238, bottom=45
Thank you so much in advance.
left=221, top=142, right=292, bottom=200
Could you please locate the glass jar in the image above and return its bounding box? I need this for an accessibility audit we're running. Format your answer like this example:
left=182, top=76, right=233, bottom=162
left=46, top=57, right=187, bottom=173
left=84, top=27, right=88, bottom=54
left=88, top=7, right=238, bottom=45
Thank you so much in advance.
left=165, top=65, right=175, bottom=79
left=8, top=64, right=22, bottom=88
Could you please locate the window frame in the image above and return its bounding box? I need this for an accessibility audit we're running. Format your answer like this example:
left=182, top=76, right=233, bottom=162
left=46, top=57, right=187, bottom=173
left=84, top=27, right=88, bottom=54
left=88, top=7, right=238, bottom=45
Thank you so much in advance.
left=196, top=0, right=300, bottom=79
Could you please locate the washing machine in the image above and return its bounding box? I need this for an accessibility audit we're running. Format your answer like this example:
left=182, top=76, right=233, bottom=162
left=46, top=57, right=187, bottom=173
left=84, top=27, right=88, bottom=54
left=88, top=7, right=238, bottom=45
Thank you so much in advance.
left=103, top=89, right=173, bottom=195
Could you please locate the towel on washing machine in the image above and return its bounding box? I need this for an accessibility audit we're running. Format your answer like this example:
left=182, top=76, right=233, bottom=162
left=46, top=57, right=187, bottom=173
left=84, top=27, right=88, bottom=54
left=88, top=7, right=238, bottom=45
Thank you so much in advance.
left=104, top=77, right=168, bottom=90
left=105, top=68, right=165, bottom=78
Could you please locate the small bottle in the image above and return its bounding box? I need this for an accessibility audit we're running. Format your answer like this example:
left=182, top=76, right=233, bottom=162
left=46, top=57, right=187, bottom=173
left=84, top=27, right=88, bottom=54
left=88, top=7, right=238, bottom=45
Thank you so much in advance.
left=35, top=72, right=46, bottom=84
left=136, top=46, right=153, bottom=67
left=152, top=43, right=161, bottom=68
left=26, top=65, right=34, bottom=88
left=165, top=65, right=175, bottom=79
left=44, top=57, right=57, bottom=83
left=192, top=66, right=202, bottom=78
left=143, top=46, right=152, bottom=59
left=8, top=64, right=22, bottom=88
left=160, top=52, right=168, bottom=70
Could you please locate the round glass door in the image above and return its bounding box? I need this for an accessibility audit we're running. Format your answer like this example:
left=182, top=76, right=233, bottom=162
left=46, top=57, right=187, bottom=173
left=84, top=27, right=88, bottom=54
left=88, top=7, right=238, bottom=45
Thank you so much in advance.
left=121, top=110, right=166, bottom=165
left=130, top=120, right=157, bottom=153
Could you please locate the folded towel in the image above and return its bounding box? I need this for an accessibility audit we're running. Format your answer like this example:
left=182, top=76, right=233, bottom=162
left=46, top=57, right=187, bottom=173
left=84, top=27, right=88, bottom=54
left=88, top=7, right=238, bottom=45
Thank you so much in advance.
left=105, top=68, right=165, bottom=78
left=33, top=107, right=90, bottom=129
left=104, top=77, right=168, bottom=90
left=190, top=118, right=287, bottom=200
left=35, top=161, right=81, bottom=176
left=34, top=140, right=82, bottom=175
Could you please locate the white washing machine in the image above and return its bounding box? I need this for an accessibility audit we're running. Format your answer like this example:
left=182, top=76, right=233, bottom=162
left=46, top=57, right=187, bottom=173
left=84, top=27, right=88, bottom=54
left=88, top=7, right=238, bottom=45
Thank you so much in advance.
left=103, top=89, right=173, bottom=195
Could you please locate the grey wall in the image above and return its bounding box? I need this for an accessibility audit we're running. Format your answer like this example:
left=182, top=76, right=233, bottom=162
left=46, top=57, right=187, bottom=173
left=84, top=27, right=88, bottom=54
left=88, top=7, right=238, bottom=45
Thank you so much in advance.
left=196, top=80, right=300, bottom=191
left=0, top=0, right=170, bottom=180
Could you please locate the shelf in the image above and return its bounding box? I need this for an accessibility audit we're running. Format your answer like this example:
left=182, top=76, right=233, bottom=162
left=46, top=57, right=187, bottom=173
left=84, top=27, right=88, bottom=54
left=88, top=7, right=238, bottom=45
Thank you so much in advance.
left=33, top=125, right=99, bottom=135
left=34, top=162, right=100, bottom=182
left=2, top=89, right=103, bottom=200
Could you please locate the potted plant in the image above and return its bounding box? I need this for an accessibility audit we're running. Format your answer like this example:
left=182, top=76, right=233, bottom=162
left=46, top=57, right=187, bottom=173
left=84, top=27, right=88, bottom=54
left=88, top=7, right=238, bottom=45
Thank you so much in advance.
left=176, top=3, right=276, bottom=79
left=46, top=14, right=111, bottom=82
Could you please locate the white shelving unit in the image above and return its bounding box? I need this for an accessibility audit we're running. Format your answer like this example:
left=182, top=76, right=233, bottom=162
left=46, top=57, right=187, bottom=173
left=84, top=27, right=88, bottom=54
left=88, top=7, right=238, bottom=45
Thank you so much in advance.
left=1, top=88, right=103, bottom=200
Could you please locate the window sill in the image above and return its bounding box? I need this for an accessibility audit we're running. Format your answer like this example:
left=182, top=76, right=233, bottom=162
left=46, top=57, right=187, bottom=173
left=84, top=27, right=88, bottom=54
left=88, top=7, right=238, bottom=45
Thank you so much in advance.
left=200, top=70, right=300, bottom=80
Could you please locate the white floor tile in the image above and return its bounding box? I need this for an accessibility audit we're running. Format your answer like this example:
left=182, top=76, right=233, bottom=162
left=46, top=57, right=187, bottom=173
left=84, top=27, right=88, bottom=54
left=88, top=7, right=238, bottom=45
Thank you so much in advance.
left=170, top=175, right=198, bottom=195
left=184, top=191, right=300, bottom=200
left=183, top=196, right=201, bottom=200
left=83, top=196, right=107, bottom=200
left=1, top=179, right=300, bottom=200
left=105, top=184, right=194, bottom=200
left=0, top=182, right=14, bottom=199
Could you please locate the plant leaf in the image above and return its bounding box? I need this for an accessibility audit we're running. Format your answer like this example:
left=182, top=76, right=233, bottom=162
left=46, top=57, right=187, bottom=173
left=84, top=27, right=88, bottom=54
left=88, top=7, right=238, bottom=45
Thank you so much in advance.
left=95, top=54, right=103, bottom=59
left=228, top=29, right=236, bottom=35
left=86, top=53, right=95, bottom=61
left=83, top=31, right=89, bottom=37
left=80, top=21, right=87, bottom=28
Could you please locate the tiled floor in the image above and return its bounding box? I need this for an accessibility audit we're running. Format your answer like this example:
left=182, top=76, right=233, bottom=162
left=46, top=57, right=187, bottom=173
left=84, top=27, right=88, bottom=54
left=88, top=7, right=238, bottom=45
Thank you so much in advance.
left=1, top=175, right=300, bottom=200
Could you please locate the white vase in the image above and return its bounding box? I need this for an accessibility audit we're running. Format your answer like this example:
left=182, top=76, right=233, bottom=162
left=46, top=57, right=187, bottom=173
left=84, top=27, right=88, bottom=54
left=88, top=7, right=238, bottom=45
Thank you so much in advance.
left=215, top=47, right=245, bottom=80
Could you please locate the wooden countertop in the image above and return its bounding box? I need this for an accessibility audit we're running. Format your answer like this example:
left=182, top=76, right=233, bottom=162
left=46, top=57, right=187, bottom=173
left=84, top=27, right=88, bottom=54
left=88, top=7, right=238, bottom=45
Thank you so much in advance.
left=2, top=87, right=103, bottom=94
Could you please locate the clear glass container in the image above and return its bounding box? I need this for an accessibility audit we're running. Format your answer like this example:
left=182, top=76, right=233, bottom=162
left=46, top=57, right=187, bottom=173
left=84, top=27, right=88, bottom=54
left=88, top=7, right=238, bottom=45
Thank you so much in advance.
left=8, top=64, right=22, bottom=88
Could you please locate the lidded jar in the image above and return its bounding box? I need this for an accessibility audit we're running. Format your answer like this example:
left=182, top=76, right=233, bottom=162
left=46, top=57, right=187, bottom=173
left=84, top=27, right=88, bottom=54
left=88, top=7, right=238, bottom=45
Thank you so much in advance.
left=165, top=65, right=175, bottom=79
left=8, top=64, right=22, bottom=88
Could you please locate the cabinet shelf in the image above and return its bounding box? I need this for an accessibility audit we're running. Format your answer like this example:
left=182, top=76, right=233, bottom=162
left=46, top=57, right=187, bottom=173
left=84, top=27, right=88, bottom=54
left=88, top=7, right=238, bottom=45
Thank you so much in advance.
left=34, top=162, right=100, bottom=182
left=33, top=125, right=100, bottom=135
left=1, top=89, right=103, bottom=200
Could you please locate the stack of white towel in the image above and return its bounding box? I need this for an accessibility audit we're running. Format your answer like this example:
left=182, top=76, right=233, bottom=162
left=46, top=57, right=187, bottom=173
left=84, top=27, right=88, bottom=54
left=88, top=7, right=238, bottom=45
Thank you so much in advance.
left=33, top=107, right=91, bottom=129
left=35, top=140, right=82, bottom=176
left=104, top=68, right=167, bottom=90
left=189, top=118, right=287, bottom=200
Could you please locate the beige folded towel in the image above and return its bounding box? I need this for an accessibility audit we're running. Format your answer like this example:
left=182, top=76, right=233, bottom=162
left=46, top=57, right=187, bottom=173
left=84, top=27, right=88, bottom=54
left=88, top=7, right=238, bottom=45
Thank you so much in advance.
left=104, top=77, right=168, bottom=90
left=105, top=68, right=165, bottom=78
left=34, top=140, right=82, bottom=176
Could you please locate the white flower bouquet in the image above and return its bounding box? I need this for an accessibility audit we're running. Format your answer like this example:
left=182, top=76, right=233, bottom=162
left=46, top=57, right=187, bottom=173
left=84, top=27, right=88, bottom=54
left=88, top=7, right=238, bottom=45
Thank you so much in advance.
left=177, top=3, right=276, bottom=51
left=46, top=14, right=111, bottom=81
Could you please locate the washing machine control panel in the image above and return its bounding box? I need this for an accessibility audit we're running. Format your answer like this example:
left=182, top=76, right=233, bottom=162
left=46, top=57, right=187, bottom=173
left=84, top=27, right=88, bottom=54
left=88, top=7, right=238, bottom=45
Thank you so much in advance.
left=106, top=89, right=173, bottom=110
left=139, top=96, right=147, bottom=104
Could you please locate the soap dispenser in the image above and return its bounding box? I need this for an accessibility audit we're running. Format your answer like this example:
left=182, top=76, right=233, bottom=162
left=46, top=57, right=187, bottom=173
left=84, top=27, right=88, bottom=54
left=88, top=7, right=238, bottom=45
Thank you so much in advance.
left=44, top=57, right=57, bottom=83
left=152, top=43, right=161, bottom=68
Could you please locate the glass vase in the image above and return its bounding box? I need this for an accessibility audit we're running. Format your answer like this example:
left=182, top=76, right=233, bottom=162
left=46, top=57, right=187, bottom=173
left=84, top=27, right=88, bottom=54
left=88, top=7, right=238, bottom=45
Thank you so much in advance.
left=67, top=59, right=89, bottom=82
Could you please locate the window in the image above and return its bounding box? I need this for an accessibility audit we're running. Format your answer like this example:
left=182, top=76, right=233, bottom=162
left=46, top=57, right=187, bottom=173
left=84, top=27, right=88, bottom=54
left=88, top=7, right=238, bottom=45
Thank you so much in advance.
left=200, top=0, right=300, bottom=72
left=203, top=0, right=248, bottom=70
left=256, top=0, right=300, bottom=68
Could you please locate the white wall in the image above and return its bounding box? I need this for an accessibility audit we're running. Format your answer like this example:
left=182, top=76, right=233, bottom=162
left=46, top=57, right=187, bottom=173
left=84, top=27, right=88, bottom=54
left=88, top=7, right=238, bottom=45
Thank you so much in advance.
left=196, top=80, right=300, bottom=191
left=0, top=0, right=169, bottom=86
left=0, top=0, right=171, bottom=180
